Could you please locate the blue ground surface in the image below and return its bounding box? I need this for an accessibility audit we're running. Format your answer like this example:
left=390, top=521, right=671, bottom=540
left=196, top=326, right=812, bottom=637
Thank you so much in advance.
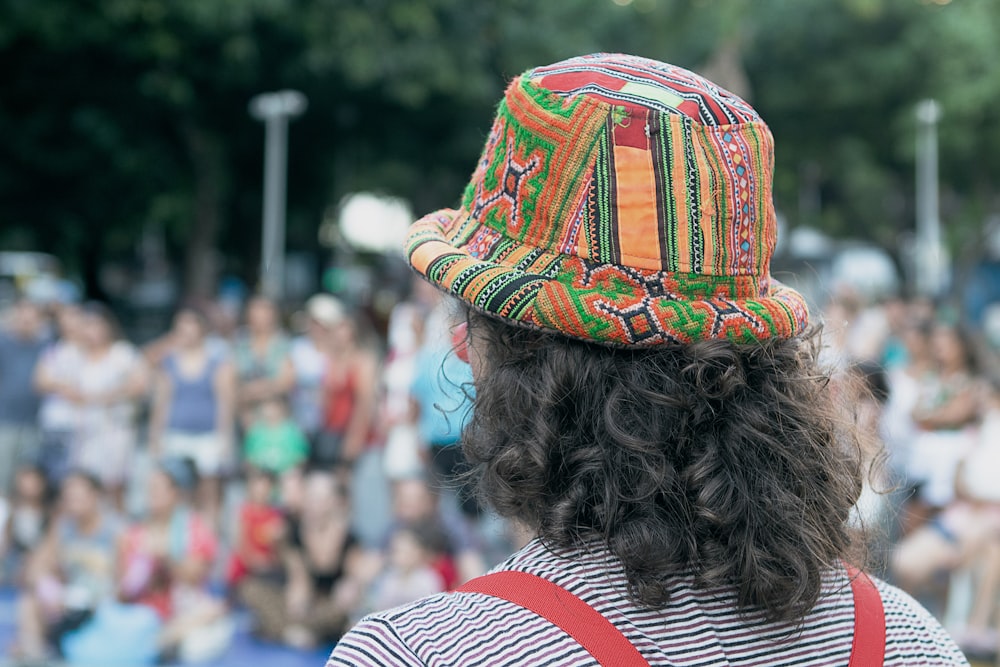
left=0, top=588, right=333, bottom=667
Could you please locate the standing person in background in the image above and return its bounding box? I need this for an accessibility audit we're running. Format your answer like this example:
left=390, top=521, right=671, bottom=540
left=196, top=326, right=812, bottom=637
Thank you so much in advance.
left=0, top=299, right=48, bottom=494
left=290, top=294, right=344, bottom=442
left=409, top=290, right=476, bottom=518
left=34, top=304, right=85, bottom=483
left=316, top=311, right=387, bottom=547
left=331, top=54, right=965, bottom=665
left=233, top=296, right=294, bottom=429
left=61, top=303, right=147, bottom=510
left=883, top=316, right=937, bottom=534
left=149, top=307, right=236, bottom=526
left=314, top=312, right=379, bottom=468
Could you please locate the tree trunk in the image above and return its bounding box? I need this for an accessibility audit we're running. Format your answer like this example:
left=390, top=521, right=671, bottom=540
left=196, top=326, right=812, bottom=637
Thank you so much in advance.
left=181, top=122, right=227, bottom=300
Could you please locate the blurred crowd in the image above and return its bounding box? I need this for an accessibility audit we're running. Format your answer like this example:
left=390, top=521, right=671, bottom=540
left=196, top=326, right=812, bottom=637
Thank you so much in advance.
left=822, top=291, right=1000, bottom=661
left=2, top=283, right=1000, bottom=662
left=0, top=282, right=518, bottom=664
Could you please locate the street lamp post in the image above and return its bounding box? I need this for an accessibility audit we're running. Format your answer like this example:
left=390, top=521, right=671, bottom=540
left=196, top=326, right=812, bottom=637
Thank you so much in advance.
left=249, top=90, right=307, bottom=301
left=915, top=99, right=945, bottom=297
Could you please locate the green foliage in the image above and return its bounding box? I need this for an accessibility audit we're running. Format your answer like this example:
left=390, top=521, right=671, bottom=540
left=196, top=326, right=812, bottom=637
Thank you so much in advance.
left=1, top=0, right=999, bottom=296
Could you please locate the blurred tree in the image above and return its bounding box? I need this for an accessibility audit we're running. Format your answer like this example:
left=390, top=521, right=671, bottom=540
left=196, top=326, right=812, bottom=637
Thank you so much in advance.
left=746, top=0, right=1000, bottom=276
left=1, top=0, right=998, bottom=301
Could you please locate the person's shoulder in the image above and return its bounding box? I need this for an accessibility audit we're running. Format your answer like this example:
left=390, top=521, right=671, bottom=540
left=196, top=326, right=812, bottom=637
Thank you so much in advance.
left=328, top=593, right=456, bottom=666
left=874, top=577, right=970, bottom=665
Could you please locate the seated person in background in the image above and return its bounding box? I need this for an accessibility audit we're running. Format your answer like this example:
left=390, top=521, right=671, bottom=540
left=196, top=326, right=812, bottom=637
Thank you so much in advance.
left=330, top=477, right=482, bottom=621
left=361, top=519, right=447, bottom=617
left=390, top=476, right=483, bottom=586
left=893, top=376, right=1000, bottom=657
left=243, top=396, right=309, bottom=475
left=118, top=458, right=231, bottom=663
left=15, top=470, right=121, bottom=661
left=3, top=463, right=51, bottom=582
left=227, top=466, right=285, bottom=590
left=241, top=467, right=357, bottom=649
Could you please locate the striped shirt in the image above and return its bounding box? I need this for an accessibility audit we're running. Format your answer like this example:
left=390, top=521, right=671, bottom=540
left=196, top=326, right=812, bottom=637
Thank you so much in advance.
left=328, top=539, right=968, bottom=666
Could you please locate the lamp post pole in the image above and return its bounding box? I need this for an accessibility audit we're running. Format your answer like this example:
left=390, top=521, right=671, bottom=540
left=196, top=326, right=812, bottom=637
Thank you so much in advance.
left=249, top=90, right=307, bottom=301
left=915, top=99, right=944, bottom=297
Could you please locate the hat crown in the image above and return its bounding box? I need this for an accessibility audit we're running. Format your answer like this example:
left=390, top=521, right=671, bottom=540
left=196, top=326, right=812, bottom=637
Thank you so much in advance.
left=530, top=53, right=762, bottom=126
left=461, top=53, right=777, bottom=297
left=405, top=53, right=808, bottom=346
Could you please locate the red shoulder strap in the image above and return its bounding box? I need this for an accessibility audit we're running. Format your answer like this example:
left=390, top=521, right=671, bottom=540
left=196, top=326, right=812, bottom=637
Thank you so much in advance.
left=846, top=566, right=886, bottom=667
left=457, top=570, right=650, bottom=667
left=460, top=568, right=885, bottom=667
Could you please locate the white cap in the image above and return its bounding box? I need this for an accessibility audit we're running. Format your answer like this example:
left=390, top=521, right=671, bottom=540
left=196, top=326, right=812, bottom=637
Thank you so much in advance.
left=305, top=293, right=345, bottom=327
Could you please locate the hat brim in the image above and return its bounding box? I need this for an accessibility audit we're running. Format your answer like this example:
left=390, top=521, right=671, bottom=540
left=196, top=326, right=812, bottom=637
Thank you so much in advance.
left=406, top=208, right=809, bottom=346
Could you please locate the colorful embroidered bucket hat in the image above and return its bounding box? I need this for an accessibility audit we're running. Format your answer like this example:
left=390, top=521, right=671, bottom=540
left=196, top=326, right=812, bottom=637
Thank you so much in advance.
left=405, top=53, right=809, bottom=346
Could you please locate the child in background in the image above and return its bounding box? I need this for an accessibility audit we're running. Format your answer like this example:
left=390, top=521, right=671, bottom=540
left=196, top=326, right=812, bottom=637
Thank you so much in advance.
left=363, top=520, right=446, bottom=616
left=227, top=467, right=285, bottom=590
left=4, top=463, right=50, bottom=581
left=241, top=468, right=356, bottom=648
left=243, top=397, right=309, bottom=474
left=16, top=470, right=122, bottom=661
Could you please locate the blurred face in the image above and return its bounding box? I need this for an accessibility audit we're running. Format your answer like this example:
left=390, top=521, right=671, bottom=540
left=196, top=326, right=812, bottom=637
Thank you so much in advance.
left=56, top=305, right=83, bottom=341
left=303, top=471, right=344, bottom=518
left=173, top=311, right=205, bottom=348
left=902, top=325, right=929, bottom=360
left=10, top=301, right=44, bottom=339
left=247, top=298, right=277, bottom=334
left=307, top=317, right=329, bottom=342
left=259, top=399, right=286, bottom=424
left=62, top=475, right=100, bottom=519
left=147, top=470, right=179, bottom=517
left=82, top=312, right=114, bottom=348
left=389, top=529, right=426, bottom=571
left=330, top=320, right=354, bottom=350
left=933, top=326, right=967, bottom=371
left=392, top=479, right=435, bottom=523
left=883, top=299, right=907, bottom=331
left=15, top=468, right=46, bottom=503
left=247, top=472, right=274, bottom=505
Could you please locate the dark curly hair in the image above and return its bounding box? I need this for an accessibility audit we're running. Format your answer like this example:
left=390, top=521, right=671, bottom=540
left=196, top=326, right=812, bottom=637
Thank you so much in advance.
left=461, top=310, right=865, bottom=624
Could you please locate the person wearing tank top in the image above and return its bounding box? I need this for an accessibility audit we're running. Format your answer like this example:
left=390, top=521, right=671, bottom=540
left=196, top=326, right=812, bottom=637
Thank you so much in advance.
left=150, top=308, right=235, bottom=526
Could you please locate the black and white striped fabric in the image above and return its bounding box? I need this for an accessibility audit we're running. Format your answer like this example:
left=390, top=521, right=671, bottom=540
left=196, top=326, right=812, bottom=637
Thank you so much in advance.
left=328, top=539, right=968, bottom=666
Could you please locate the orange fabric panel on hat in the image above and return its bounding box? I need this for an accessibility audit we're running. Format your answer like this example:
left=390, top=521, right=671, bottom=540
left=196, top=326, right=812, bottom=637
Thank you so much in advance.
left=612, top=108, right=661, bottom=271
left=501, top=79, right=607, bottom=251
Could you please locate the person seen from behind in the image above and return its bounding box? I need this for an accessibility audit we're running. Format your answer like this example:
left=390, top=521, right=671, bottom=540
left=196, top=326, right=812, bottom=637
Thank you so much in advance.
left=330, top=53, right=967, bottom=665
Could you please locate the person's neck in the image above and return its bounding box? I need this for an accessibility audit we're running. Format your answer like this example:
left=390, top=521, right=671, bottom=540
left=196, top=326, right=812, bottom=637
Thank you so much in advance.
left=86, top=342, right=111, bottom=357
left=77, top=511, right=101, bottom=535
left=941, top=364, right=965, bottom=378
left=149, top=507, right=176, bottom=526
left=179, top=342, right=204, bottom=356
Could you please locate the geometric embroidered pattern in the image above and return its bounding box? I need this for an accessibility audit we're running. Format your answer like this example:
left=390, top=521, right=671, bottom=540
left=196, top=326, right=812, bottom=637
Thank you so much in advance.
left=405, top=53, right=809, bottom=346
